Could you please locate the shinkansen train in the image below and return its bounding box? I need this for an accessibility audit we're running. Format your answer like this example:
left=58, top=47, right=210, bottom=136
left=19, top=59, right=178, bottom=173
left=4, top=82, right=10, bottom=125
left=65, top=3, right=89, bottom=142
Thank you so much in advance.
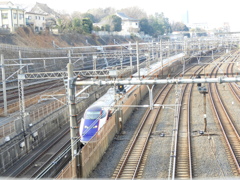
left=79, top=53, right=185, bottom=144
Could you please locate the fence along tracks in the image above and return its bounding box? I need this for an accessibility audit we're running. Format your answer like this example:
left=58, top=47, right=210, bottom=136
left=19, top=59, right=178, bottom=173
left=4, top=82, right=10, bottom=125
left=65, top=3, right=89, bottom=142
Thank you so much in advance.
left=209, top=52, right=240, bottom=175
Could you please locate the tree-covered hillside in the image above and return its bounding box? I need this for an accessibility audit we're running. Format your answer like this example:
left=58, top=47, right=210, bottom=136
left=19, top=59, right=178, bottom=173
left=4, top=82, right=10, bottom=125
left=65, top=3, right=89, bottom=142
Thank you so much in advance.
left=55, top=6, right=189, bottom=38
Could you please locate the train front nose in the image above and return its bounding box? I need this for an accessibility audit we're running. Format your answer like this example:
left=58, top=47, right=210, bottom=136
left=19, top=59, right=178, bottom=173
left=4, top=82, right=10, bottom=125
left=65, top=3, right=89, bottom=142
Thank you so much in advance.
left=80, top=135, right=93, bottom=143
left=80, top=119, right=98, bottom=142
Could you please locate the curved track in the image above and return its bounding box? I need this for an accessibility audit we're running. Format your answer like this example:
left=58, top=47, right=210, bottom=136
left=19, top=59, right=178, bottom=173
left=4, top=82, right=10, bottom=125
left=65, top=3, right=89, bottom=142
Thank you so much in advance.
left=227, top=55, right=240, bottom=102
left=209, top=53, right=240, bottom=175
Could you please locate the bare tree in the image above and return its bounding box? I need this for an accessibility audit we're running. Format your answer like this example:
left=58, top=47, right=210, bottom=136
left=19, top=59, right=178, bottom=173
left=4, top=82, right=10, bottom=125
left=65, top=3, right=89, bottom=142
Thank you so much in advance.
left=71, top=11, right=83, bottom=19
left=119, top=6, right=147, bottom=20
left=87, top=7, right=116, bottom=22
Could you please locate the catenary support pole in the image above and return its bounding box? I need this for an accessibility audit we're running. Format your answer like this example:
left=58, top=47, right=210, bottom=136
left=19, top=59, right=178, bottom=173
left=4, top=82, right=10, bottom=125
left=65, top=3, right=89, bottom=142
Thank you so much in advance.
left=68, top=50, right=72, bottom=63
left=68, top=63, right=78, bottom=156
left=129, top=41, right=133, bottom=74
left=136, top=41, right=140, bottom=79
left=1, top=54, right=7, bottom=116
left=203, top=92, right=207, bottom=132
left=160, top=40, right=163, bottom=77
left=67, top=63, right=80, bottom=178
left=18, top=51, right=29, bottom=153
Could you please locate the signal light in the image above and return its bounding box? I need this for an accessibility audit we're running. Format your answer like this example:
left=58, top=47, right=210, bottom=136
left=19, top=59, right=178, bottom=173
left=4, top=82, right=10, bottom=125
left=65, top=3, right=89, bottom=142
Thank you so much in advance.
left=118, top=85, right=124, bottom=92
left=116, top=85, right=126, bottom=94
left=196, top=75, right=201, bottom=87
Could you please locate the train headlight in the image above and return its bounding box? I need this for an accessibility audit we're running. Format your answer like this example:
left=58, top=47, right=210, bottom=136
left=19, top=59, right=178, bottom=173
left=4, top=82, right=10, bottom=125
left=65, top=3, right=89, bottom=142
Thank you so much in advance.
left=93, top=125, right=98, bottom=128
left=84, top=125, right=88, bottom=128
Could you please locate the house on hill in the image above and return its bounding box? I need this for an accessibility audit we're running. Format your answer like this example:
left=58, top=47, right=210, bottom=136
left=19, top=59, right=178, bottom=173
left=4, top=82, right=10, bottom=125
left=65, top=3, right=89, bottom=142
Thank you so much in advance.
left=26, top=2, right=59, bottom=32
left=0, top=1, right=25, bottom=32
left=116, top=12, right=139, bottom=33
left=30, top=2, right=60, bottom=18
left=25, top=11, right=47, bottom=32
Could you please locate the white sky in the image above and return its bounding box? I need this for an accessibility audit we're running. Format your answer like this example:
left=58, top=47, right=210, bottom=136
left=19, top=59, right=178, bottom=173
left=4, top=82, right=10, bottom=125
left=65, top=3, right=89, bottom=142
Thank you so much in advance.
left=13, top=0, right=240, bottom=31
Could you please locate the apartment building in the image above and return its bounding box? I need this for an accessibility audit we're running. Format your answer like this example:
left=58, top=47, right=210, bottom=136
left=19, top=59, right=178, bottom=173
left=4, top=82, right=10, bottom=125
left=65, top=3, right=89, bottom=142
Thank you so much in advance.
left=0, top=1, right=25, bottom=32
left=25, top=12, right=47, bottom=32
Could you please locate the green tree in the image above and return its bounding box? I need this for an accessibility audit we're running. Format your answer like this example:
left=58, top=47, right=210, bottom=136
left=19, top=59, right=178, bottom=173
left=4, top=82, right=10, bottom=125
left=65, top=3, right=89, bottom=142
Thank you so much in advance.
left=101, top=24, right=110, bottom=32
left=93, top=26, right=101, bottom=31
left=149, top=13, right=171, bottom=37
left=72, top=18, right=82, bottom=33
left=82, top=13, right=96, bottom=23
left=139, top=18, right=154, bottom=35
left=111, top=15, right=122, bottom=31
left=82, top=18, right=93, bottom=34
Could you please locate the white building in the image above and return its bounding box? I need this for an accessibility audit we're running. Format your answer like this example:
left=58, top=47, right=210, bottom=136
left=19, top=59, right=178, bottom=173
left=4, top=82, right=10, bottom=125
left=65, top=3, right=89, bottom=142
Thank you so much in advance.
left=0, top=1, right=25, bottom=32
left=26, top=2, right=59, bottom=32
left=116, top=12, right=139, bottom=33
left=25, top=12, right=47, bottom=32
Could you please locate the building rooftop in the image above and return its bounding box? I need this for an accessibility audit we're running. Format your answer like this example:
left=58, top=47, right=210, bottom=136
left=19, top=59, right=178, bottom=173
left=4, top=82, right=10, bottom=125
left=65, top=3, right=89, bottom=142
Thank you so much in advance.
left=116, top=12, right=138, bottom=21
left=0, top=1, right=21, bottom=9
left=0, top=1, right=13, bottom=6
left=30, top=2, right=59, bottom=17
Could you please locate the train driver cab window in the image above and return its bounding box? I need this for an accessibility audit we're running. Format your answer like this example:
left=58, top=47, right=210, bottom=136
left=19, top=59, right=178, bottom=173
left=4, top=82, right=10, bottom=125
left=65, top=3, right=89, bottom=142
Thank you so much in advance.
left=85, top=111, right=101, bottom=120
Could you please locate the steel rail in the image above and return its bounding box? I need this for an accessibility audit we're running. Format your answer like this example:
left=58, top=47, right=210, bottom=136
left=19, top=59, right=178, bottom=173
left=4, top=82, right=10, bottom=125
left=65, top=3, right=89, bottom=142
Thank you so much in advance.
left=113, top=83, right=172, bottom=179
left=168, top=51, right=224, bottom=179
left=208, top=53, right=240, bottom=174
left=30, top=140, right=71, bottom=179
left=172, top=63, right=209, bottom=179
left=227, top=55, right=240, bottom=102
left=173, top=76, right=192, bottom=179
left=187, top=75, right=193, bottom=179
left=4, top=127, right=69, bottom=177
left=113, top=65, right=195, bottom=179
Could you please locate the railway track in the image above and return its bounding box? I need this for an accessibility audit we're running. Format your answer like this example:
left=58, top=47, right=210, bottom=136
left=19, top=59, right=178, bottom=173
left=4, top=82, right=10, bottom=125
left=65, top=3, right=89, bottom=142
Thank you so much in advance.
left=3, top=48, right=236, bottom=179
left=112, top=83, right=173, bottom=179
left=227, top=55, right=240, bottom=102
left=111, top=50, right=224, bottom=179
left=0, top=80, right=65, bottom=116
left=0, top=80, right=64, bottom=104
left=111, top=61, right=207, bottom=179
left=2, top=123, right=72, bottom=178
left=169, top=63, right=210, bottom=179
left=174, top=79, right=193, bottom=179
left=209, top=53, right=240, bottom=175
left=0, top=55, right=153, bottom=176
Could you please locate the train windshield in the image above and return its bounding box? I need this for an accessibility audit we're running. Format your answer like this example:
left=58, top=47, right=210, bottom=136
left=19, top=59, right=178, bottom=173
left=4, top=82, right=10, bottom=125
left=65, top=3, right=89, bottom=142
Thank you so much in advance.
left=84, top=110, right=107, bottom=120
